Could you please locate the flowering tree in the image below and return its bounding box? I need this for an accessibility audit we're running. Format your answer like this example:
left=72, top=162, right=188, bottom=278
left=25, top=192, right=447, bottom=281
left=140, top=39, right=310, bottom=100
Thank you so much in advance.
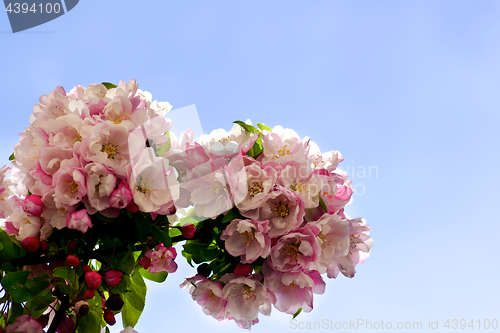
left=0, top=81, right=373, bottom=332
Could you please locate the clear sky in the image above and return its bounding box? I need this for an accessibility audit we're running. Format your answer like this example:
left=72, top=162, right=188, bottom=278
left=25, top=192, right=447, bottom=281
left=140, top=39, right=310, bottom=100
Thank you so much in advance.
left=1, top=1, right=500, bottom=332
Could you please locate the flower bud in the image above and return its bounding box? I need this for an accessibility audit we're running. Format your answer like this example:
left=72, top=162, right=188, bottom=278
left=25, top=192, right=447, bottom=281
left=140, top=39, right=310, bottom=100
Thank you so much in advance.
left=138, top=257, right=151, bottom=270
left=57, top=315, right=75, bottom=333
left=103, top=309, right=116, bottom=326
left=22, top=194, right=44, bottom=217
left=104, top=270, right=123, bottom=287
left=105, top=294, right=124, bottom=311
left=21, top=236, right=40, bottom=252
left=126, top=201, right=139, bottom=213
left=181, top=224, right=196, bottom=239
left=82, top=265, right=92, bottom=274
left=197, top=263, right=211, bottom=278
left=66, top=255, right=80, bottom=268
left=40, top=240, right=49, bottom=251
left=67, top=240, right=76, bottom=252
left=83, top=289, right=95, bottom=300
left=85, top=271, right=102, bottom=289
left=36, top=314, right=50, bottom=328
left=75, top=300, right=90, bottom=317
left=233, top=263, right=253, bottom=276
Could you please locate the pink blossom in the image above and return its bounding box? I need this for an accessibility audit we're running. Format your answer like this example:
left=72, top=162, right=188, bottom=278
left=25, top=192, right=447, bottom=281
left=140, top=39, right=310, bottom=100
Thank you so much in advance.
left=22, top=194, right=44, bottom=217
left=260, top=126, right=310, bottom=166
left=0, top=165, right=12, bottom=218
left=145, top=243, right=178, bottom=274
left=129, top=148, right=176, bottom=214
left=221, top=218, right=271, bottom=264
left=4, top=207, right=41, bottom=241
left=231, top=162, right=277, bottom=215
left=85, top=162, right=117, bottom=211
left=52, top=166, right=86, bottom=209
left=186, top=170, right=232, bottom=218
left=109, top=180, right=133, bottom=209
left=66, top=209, right=92, bottom=234
left=327, top=218, right=374, bottom=278
left=220, top=273, right=274, bottom=329
left=5, top=315, right=45, bottom=333
left=181, top=274, right=227, bottom=320
left=104, top=270, right=124, bottom=287
left=278, top=165, right=324, bottom=209
left=263, top=267, right=325, bottom=314
left=251, top=186, right=305, bottom=238
left=82, top=121, right=131, bottom=177
left=38, top=145, right=75, bottom=176
left=309, top=213, right=350, bottom=274
left=268, top=224, right=321, bottom=272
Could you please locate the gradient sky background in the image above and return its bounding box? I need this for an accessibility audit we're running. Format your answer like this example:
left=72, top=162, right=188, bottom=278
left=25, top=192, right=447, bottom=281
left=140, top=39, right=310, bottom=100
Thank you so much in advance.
left=1, top=1, right=500, bottom=332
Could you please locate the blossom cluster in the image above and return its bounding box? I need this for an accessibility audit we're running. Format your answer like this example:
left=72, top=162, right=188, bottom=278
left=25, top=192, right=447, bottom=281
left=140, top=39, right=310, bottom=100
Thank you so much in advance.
left=0, top=80, right=373, bottom=332
left=0, top=81, right=179, bottom=332
left=178, top=123, right=374, bottom=329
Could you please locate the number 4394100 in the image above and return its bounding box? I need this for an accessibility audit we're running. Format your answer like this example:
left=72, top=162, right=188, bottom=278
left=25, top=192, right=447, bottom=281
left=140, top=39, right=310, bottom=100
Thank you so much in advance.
left=5, top=3, right=62, bottom=14
left=444, top=319, right=498, bottom=329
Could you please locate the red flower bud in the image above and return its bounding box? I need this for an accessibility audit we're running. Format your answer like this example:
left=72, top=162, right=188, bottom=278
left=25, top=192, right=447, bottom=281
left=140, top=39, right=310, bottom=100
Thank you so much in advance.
left=181, top=223, right=196, bottom=239
left=83, top=289, right=95, bottom=300
left=36, top=314, right=50, bottom=328
left=66, top=255, right=80, bottom=268
left=234, top=263, right=253, bottom=276
left=104, top=270, right=124, bottom=287
left=126, top=200, right=139, bottom=213
left=67, top=240, right=76, bottom=253
left=22, top=194, right=44, bottom=216
left=40, top=240, right=49, bottom=251
left=21, top=236, right=41, bottom=252
left=82, top=265, right=92, bottom=274
left=103, top=309, right=116, bottom=326
left=85, top=271, right=102, bottom=289
left=138, top=257, right=151, bottom=270
left=75, top=300, right=90, bottom=317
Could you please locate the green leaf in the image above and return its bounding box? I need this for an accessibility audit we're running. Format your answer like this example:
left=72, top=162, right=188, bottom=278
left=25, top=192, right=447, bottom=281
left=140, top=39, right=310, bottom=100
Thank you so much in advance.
left=233, top=121, right=259, bottom=134
left=102, top=82, right=118, bottom=89
left=257, top=123, right=272, bottom=131
left=200, top=247, right=220, bottom=261
left=151, top=227, right=172, bottom=248
left=292, top=308, right=302, bottom=319
left=122, top=269, right=147, bottom=328
left=133, top=212, right=153, bottom=241
left=155, top=132, right=171, bottom=157
left=0, top=229, right=23, bottom=262
left=319, top=196, right=328, bottom=213
left=25, top=274, right=51, bottom=295
left=7, top=302, right=24, bottom=325
left=221, top=206, right=245, bottom=224
left=139, top=267, right=168, bottom=283
left=25, top=288, right=55, bottom=319
left=52, top=266, right=78, bottom=289
left=106, top=251, right=136, bottom=275
left=181, top=250, right=194, bottom=267
left=9, top=152, right=14, bottom=161
left=168, top=227, right=182, bottom=238
left=246, top=133, right=263, bottom=158
left=2, top=271, right=31, bottom=302
left=1, top=263, right=16, bottom=272
left=76, top=310, right=100, bottom=333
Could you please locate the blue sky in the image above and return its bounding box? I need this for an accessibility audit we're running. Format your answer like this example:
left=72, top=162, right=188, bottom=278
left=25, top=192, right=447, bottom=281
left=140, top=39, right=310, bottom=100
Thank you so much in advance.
left=1, top=1, right=500, bottom=332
